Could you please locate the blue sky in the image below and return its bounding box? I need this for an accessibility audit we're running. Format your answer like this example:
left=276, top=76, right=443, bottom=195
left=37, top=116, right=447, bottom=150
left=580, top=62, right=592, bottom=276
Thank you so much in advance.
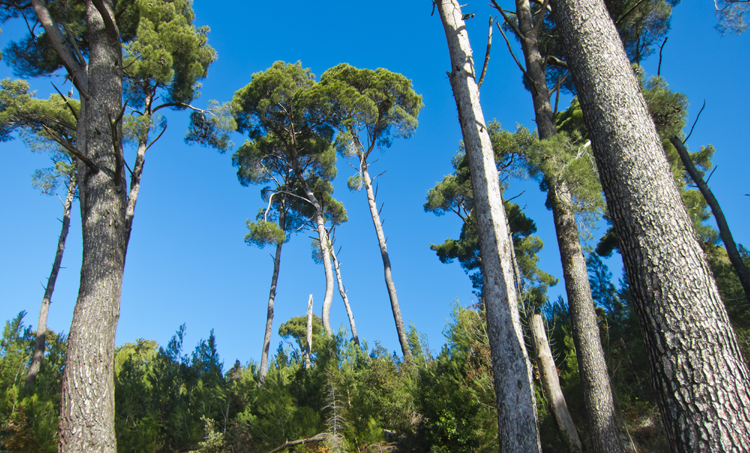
left=1, top=0, right=748, bottom=367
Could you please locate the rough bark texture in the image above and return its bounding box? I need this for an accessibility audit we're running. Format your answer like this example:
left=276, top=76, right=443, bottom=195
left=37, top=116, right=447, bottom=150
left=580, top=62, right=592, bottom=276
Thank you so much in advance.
left=670, top=137, right=750, bottom=307
left=58, top=1, right=126, bottom=451
left=437, top=1, right=541, bottom=451
left=258, top=232, right=283, bottom=384
left=552, top=0, right=750, bottom=450
left=26, top=173, right=77, bottom=389
left=330, top=247, right=360, bottom=346
left=530, top=314, right=582, bottom=452
left=306, top=294, right=313, bottom=370
left=507, top=1, right=626, bottom=449
left=361, top=160, right=410, bottom=357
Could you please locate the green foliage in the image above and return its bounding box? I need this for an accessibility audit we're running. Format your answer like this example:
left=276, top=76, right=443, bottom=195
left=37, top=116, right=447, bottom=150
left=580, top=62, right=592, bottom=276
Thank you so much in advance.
left=245, top=220, right=286, bottom=248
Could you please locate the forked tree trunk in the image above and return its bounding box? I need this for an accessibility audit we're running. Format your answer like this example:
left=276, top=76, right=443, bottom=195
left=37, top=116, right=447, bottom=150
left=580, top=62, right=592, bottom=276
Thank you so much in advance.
left=670, top=137, right=750, bottom=307
left=124, top=95, right=152, bottom=246
left=552, top=0, right=750, bottom=449
left=437, top=1, right=541, bottom=451
left=26, top=172, right=77, bottom=389
left=306, top=294, right=313, bottom=370
left=361, top=160, right=410, bottom=357
left=509, top=0, right=626, bottom=449
left=58, top=1, right=126, bottom=451
left=330, top=247, right=360, bottom=346
left=259, top=208, right=285, bottom=384
left=530, top=314, right=582, bottom=452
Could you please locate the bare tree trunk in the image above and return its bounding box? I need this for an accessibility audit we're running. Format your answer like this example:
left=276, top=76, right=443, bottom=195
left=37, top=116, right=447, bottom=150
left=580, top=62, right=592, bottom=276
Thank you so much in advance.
left=124, top=95, right=152, bottom=246
left=552, top=0, right=750, bottom=450
left=58, top=1, right=125, bottom=451
left=437, top=2, right=541, bottom=451
left=670, top=137, right=750, bottom=307
left=26, top=172, right=77, bottom=389
left=361, top=160, right=410, bottom=357
left=258, top=237, right=283, bottom=384
left=500, top=1, right=627, bottom=449
left=306, top=294, right=313, bottom=370
left=330, top=247, right=360, bottom=346
left=530, top=314, right=582, bottom=452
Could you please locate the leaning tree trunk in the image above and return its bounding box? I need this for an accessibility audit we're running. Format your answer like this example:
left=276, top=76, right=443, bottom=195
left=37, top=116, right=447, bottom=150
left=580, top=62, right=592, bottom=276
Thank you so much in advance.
left=306, top=294, right=313, bottom=370
left=124, top=95, right=153, bottom=246
left=258, top=208, right=285, bottom=384
left=670, top=137, right=750, bottom=307
left=530, top=314, right=582, bottom=452
left=26, top=172, right=77, bottom=389
left=551, top=0, right=750, bottom=450
left=330, top=247, right=360, bottom=346
left=510, top=0, right=626, bottom=449
left=361, top=159, right=410, bottom=357
left=437, top=1, right=541, bottom=451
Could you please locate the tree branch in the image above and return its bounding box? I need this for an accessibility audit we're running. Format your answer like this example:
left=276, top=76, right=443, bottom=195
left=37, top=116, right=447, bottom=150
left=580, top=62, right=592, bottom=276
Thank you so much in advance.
left=616, top=0, right=648, bottom=25
left=657, top=37, right=668, bottom=77
left=532, top=0, right=550, bottom=35
left=477, top=16, right=494, bottom=90
left=684, top=99, right=706, bottom=144
left=90, top=0, right=119, bottom=41
left=491, top=0, right=526, bottom=43
left=546, top=55, right=568, bottom=68
left=40, top=124, right=99, bottom=174
left=496, top=21, right=530, bottom=79
left=269, top=433, right=328, bottom=453
left=51, top=82, right=78, bottom=122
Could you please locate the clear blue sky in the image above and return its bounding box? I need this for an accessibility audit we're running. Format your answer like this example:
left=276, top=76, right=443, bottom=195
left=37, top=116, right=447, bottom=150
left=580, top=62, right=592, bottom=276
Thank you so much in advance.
left=1, top=1, right=748, bottom=367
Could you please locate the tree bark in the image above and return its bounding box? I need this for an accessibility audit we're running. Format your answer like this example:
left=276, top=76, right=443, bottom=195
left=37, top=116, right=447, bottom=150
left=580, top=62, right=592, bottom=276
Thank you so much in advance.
left=306, top=294, right=313, bottom=370
left=58, top=1, right=126, bottom=451
left=506, top=1, right=627, bottom=449
left=361, top=160, right=410, bottom=357
left=530, top=314, right=582, bottom=452
left=330, top=246, right=360, bottom=347
left=551, top=0, right=750, bottom=450
left=258, top=208, right=285, bottom=384
left=670, top=136, right=750, bottom=307
left=26, top=172, right=77, bottom=389
left=437, top=1, right=542, bottom=451
left=124, top=94, right=153, bottom=246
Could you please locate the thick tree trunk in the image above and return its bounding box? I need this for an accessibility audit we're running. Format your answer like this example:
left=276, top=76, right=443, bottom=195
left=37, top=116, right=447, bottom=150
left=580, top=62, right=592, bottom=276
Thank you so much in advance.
left=361, top=160, right=410, bottom=357
left=59, top=1, right=125, bottom=452
left=26, top=172, right=77, bottom=389
left=511, top=1, right=626, bottom=449
left=670, top=137, right=750, bottom=307
left=330, top=247, right=360, bottom=346
left=306, top=294, right=313, bottom=370
left=552, top=0, right=750, bottom=450
left=530, top=314, right=582, bottom=452
left=258, top=238, right=283, bottom=384
left=437, top=2, right=541, bottom=451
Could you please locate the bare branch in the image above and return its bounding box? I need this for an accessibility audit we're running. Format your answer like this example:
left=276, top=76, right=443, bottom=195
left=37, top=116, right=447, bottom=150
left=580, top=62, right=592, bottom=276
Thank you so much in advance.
left=616, top=0, right=648, bottom=25
left=496, top=21, right=530, bottom=79
left=532, top=0, right=550, bottom=34
left=40, top=124, right=99, bottom=174
left=478, top=16, right=494, bottom=90
left=657, top=37, right=668, bottom=77
left=684, top=100, right=706, bottom=144
left=143, top=123, right=167, bottom=154
left=546, top=55, right=568, bottom=68
left=51, top=82, right=78, bottom=122
left=490, top=0, right=526, bottom=42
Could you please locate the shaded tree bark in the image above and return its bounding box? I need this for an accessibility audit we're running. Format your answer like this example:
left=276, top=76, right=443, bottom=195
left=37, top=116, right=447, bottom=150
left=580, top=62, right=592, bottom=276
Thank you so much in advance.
left=361, top=160, right=410, bottom=357
left=491, top=0, right=628, bottom=449
left=258, top=207, right=286, bottom=384
left=670, top=136, right=750, bottom=307
left=330, top=246, right=360, bottom=346
left=437, top=1, right=541, bottom=451
left=552, top=0, right=750, bottom=450
left=530, top=314, right=582, bottom=452
left=26, top=172, right=77, bottom=389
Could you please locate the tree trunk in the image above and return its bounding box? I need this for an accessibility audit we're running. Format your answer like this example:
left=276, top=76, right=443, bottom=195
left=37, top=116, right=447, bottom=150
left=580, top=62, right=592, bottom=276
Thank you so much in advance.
left=530, top=314, right=582, bottom=452
left=361, top=160, right=410, bottom=357
left=258, top=231, right=284, bottom=384
left=330, top=247, right=360, bottom=346
left=306, top=294, right=313, bottom=370
left=670, top=136, right=750, bottom=307
left=26, top=172, right=77, bottom=389
left=510, top=1, right=626, bottom=449
left=124, top=96, right=152, bottom=246
left=58, top=1, right=126, bottom=451
left=437, top=2, right=541, bottom=451
left=551, top=0, right=750, bottom=450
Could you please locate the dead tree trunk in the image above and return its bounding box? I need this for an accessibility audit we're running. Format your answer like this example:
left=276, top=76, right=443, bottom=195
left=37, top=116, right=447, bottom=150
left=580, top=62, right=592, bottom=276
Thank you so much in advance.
left=330, top=247, right=360, bottom=346
left=437, top=1, right=541, bottom=451
left=258, top=207, right=285, bottom=384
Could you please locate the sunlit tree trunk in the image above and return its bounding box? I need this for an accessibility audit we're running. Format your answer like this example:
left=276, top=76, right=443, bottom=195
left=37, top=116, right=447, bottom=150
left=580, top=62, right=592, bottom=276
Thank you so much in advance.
left=26, top=172, right=77, bottom=389
left=306, top=294, right=313, bottom=370
left=552, top=0, right=750, bottom=449
left=330, top=246, right=359, bottom=346
left=437, top=1, right=541, bottom=451
left=259, top=208, right=285, bottom=384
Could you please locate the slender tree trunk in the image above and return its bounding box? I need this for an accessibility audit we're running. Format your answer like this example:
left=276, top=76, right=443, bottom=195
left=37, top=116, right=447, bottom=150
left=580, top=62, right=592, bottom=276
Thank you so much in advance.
left=360, top=159, right=410, bottom=357
left=258, top=221, right=284, bottom=384
left=530, top=314, right=582, bottom=452
left=124, top=96, right=152, bottom=246
left=330, top=247, right=360, bottom=346
left=552, top=0, right=750, bottom=450
left=670, top=137, right=750, bottom=307
left=508, top=1, right=626, bottom=449
left=437, top=2, right=541, bottom=451
left=59, top=1, right=125, bottom=451
left=26, top=172, right=77, bottom=389
left=306, top=294, right=313, bottom=370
